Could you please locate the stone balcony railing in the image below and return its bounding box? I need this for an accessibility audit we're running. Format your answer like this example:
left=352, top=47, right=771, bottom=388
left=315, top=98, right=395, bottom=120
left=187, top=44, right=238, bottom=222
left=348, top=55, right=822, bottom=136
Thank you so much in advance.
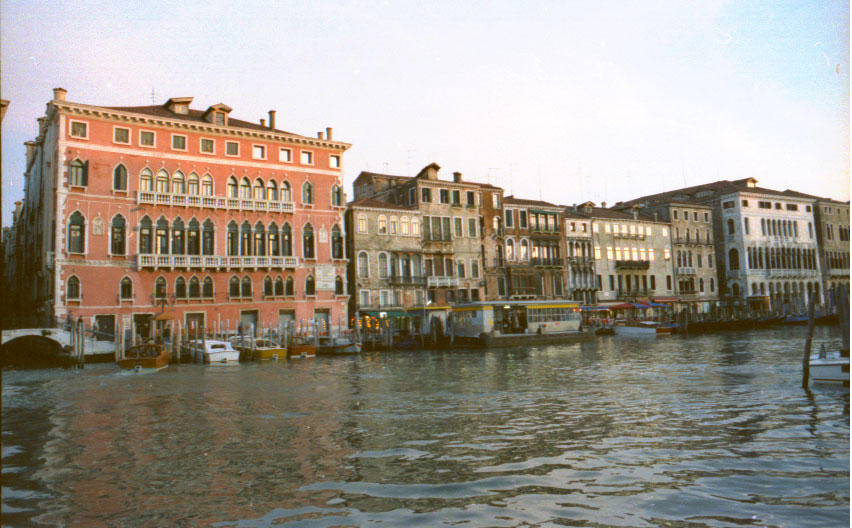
left=677, top=266, right=697, bottom=275
left=615, top=260, right=650, bottom=270
left=745, top=268, right=819, bottom=279
left=138, top=191, right=295, bottom=213
left=137, top=254, right=299, bottom=270
left=427, top=276, right=459, bottom=288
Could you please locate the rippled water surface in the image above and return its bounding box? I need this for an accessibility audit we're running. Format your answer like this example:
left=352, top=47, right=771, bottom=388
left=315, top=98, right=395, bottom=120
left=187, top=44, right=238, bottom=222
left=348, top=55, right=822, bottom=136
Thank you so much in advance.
left=2, top=328, right=849, bottom=527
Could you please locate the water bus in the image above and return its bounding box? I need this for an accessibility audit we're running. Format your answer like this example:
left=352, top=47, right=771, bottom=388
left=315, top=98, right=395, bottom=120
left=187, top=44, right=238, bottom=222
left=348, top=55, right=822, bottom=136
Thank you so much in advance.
left=446, top=300, right=585, bottom=347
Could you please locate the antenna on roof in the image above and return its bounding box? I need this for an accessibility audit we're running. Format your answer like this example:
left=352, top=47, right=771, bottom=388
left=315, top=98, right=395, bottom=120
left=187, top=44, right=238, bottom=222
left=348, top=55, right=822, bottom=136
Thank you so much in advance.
left=149, top=87, right=159, bottom=104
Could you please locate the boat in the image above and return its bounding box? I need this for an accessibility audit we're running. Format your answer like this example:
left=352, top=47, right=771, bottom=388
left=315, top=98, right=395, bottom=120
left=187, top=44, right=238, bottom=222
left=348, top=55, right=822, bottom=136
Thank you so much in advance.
left=809, top=345, right=850, bottom=386
left=288, top=336, right=317, bottom=358
left=229, top=337, right=287, bottom=360
left=187, top=339, right=240, bottom=364
left=444, top=300, right=585, bottom=347
left=316, top=335, right=361, bottom=355
left=612, top=321, right=673, bottom=336
left=781, top=314, right=809, bottom=325
left=119, top=343, right=171, bottom=371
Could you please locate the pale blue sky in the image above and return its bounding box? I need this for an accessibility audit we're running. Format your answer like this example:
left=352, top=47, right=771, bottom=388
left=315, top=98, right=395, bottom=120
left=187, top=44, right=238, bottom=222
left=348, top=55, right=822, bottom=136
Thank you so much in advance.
left=1, top=0, right=848, bottom=225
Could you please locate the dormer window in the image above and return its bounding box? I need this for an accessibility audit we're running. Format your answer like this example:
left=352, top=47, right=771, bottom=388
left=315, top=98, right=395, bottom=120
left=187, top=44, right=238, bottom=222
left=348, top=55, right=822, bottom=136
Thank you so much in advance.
left=202, top=103, right=232, bottom=125
left=214, top=112, right=225, bottom=125
left=174, top=103, right=188, bottom=114
left=164, top=97, right=194, bottom=115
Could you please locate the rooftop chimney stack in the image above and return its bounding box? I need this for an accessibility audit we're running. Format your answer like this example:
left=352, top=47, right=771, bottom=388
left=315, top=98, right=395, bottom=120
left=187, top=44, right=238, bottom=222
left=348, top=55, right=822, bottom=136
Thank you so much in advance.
left=53, top=87, right=67, bottom=101
left=453, top=171, right=462, bottom=183
left=601, top=201, right=607, bottom=208
left=268, top=110, right=276, bottom=130
left=326, top=127, right=333, bottom=140
left=318, top=131, right=324, bottom=140
left=260, top=118, right=266, bottom=127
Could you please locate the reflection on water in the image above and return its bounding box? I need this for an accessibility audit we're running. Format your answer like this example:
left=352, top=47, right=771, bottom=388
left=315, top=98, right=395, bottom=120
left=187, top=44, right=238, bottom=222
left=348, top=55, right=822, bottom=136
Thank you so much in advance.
left=2, top=327, right=848, bottom=527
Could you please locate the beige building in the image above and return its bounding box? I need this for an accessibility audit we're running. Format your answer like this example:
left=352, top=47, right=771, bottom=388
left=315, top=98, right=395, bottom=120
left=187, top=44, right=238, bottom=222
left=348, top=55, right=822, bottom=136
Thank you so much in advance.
left=563, top=208, right=596, bottom=305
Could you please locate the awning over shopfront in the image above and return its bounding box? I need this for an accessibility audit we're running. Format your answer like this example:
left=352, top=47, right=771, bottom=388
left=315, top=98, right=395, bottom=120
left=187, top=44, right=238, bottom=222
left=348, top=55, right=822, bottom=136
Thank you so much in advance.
left=609, top=303, right=650, bottom=310
left=653, top=298, right=678, bottom=303
left=361, top=310, right=409, bottom=318
left=580, top=306, right=611, bottom=311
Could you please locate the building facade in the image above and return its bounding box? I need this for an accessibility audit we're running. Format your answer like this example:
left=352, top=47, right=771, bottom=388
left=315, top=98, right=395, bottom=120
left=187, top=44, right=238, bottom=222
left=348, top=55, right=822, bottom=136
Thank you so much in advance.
left=812, top=198, right=851, bottom=303
left=502, top=196, right=567, bottom=299
left=345, top=198, right=424, bottom=315
left=563, top=208, right=596, bottom=305
left=12, top=88, right=350, bottom=335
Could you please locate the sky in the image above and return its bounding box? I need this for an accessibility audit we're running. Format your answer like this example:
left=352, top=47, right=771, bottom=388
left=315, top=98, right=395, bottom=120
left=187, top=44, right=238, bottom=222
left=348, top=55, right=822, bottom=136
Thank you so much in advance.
left=1, top=0, right=849, bottom=226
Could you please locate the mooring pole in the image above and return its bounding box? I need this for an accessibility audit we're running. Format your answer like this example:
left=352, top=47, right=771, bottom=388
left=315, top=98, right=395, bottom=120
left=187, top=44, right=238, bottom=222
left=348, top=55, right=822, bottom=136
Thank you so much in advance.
left=802, top=295, right=816, bottom=389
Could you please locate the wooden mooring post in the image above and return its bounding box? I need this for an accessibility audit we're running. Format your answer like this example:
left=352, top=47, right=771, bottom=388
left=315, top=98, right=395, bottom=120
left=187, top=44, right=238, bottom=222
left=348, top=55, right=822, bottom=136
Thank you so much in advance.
left=802, top=295, right=817, bottom=389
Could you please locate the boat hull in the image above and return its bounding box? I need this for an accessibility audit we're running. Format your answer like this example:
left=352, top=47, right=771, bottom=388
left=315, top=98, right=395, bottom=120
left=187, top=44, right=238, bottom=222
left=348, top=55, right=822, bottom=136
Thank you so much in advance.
left=289, top=345, right=317, bottom=358
left=613, top=325, right=672, bottom=336
left=119, top=353, right=171, bottom=371
left=204, top=351, right=240, bottom=364
left=253, top=347, right=287, bottom=360
left=809, top=358, right=850, bottom=385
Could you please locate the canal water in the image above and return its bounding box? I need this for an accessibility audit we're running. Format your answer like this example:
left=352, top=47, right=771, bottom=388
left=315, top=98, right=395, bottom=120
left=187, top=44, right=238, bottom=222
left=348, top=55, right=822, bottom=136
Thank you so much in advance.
left=2, top=327, right=849, bottom=528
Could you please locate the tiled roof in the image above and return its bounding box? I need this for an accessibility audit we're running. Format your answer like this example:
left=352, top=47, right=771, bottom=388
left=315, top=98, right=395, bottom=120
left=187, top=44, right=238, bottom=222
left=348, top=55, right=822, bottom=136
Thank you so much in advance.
left=504, top=195, right=559, bottom=208
left=569, top=206, right=658, bottom=223
left=356, top=170, right=412, bottom=181
left=103, top=105, right=312, bottom=139
left=617, top=178, right=821, bottom=209
left=347, top=197, right=418, bottom=211
left=781, top=189, right=849, bottom=205
left=355, top=170, right=501, bottom=190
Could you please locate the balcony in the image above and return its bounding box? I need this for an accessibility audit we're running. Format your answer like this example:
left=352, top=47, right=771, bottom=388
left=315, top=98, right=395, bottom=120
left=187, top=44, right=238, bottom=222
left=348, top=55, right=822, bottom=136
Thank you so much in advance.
left=616, top=288, right=651, bottom=300
left=531, top=257, right=563, bottom=267
left=423, top=233, right=452, bottom=242
left=387, top=275, right=427, bottom=286
left=613, top=231, right=646, bottom=240
left=615, top=260, right=650, bottom=270
left=427, top=276, right=459, bottom=288
left=530, top=225, right=560, bottom=235
left=137, top=191, right=295, bottom=213
left=677, top=267, right=697, bottom=275
left=767, top=269, right=819, bottom=279
left=568, top=257, right=593, bottom=269
left=137, top=254, right=299, bottom=270
left=673, top=236, right=713, bottom=245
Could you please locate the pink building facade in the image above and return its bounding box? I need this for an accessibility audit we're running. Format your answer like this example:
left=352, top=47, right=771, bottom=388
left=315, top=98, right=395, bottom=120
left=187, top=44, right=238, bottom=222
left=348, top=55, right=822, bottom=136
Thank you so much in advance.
left=17, top=88, right=350, bottom=336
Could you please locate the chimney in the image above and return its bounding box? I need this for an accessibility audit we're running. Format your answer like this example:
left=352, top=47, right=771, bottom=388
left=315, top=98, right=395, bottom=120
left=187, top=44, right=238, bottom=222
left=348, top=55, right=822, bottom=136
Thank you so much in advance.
left=317, top=131, right=324, bottom=140
left=453, top=171, right=462, bottom=183
left=268, top=110, right=276, bottom=130
left=53, top=87, right=67, bottom=101
left=653, top=212, right=659, bottom=221
left=260, top=118, right=266, bottom=127
left=601, top=201, right=607, bottom=208
left=326, top=127, right=333, bottom=140
left=632, top=208, right=639, bottom=220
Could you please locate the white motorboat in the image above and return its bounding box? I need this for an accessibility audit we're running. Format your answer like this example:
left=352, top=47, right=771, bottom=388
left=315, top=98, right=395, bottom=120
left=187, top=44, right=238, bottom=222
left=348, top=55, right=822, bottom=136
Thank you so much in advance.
left=809, top=345, right=850, bottom=386
left=612, top=321, right=673, bottom=336
left=187, top=339, right=240, bottom=364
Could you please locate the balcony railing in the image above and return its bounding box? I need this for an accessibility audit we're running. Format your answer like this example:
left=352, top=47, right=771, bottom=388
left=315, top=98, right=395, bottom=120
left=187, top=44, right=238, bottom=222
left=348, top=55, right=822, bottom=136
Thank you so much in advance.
left=616, top=288, right=651, bottom=300
left=615, top=260, right=650, bottom=270
left=677, top=267, right=697, bottom=275
left=423, top=233, right=453, bottom=242
left=138, top=191, right=295, bottom=213
left=531, top=257, right=563, bottom=267
left=568, top=257, right=593, bottom=268
left=613, top=232, right=646, bottom=240
left=137, top=254, right=299, bottom=270
left=387, top=275, right=427, bottom=286
left=530, top=226, right=560, bottom=234
left=427, top=276, right=458, bottom=288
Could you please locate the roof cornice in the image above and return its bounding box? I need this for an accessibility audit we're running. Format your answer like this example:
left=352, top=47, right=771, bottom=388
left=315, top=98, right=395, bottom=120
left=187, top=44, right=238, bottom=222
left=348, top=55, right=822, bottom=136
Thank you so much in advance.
left=49, top=100, right=352, bottom=151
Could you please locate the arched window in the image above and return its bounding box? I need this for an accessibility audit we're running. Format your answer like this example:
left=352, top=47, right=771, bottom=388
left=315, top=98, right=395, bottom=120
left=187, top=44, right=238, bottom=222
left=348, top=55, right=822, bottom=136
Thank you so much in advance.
left=358, top=252, right=369, bottom=277
left=401, top=255, right=411, bottom=277
left=268, top=222, right=280, bottom=256
left=241, top=276, right=252, bottom=298
left=139, top=216, right=153, bottom=254
left=202, top=277, right=214, bottom=298
left=156, top=170, right=170, bottom=193
left=253, top=178, right=265, bottom=200
left=254, top=221, right=266, bottom=256
left=411, top=218, right=420, bottom=236
left=335, top=276, right=344, bottom=295
left=155, top=277, right=167, bottom=299
left=389, top=216, right=398, bottom=235
left=140, top=169, right=153, bottom=192
left=728, top=248, right=740, bottom=270
left=331, top=224, right=343, bottom=259
left=727, top=218, right=735, bottom=235
left=67, top=276, right=81, bottom=300
left=281, top=223, right=292, bottom=256
left=302, top=181, right=313, bottom=204
left=285, top=276, right=294, bottom=296
left=202, top=220, right=215, bottom=255
left=302, top=224, right=315, bottom=259
left=520, top=239, right=529, bottom=261
left=267, top=180, right=278, bottom=201
left=378, top=215, right=387, bottom=234
left=68, top=212, right=85, bottom=253
left=506, top=239, right=515, bottom=260
left=188, top=173, right=200, bottom=195
left=390, top=254, right=399, bottom=278
left=378, top=253, right=388, bottom=278
left=175, top=277, right=187, bottom=298
left=172, top=171, right=185, bottom=194
left=120, top=277, right=134, bottom=300
left=731, top=283, right=740, bottom=297
left=274, top=276, right=284, bottom=296
left=111, top=215, right=126, bottom=255
left=413, top=254, right=422, bottom=276
left=189, top=276, right=201, bottom=299
left=202, top=174, right=214, bottom=196
left=331, top=184, right=343, bottom=206
left=113, top=164, right=128, bottom=191
left=229, top=276, right=240, bottom=298
left=69, top=159, right=87, bottom=187
left=171, top=217, right=185, bottom=254
left=187, top=219, right=200, bottom=255
left=401, top=217, right=410, bottom=235
left=240, top=221, right=252, bottom=256
left=227, top=176, right=238, bottom=198
left=281, top=181, right=292, bottom=202
left=240, top=177, right=251, bottom=199
left=305, top=275, right=316, bottom=295
left=264, top=276, right=274, bottom=297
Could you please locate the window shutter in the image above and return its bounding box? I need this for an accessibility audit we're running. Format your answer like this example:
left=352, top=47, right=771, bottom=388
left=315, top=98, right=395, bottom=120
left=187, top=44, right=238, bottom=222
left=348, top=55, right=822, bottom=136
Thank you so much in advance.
left=82, top=161, right=89, bottom=186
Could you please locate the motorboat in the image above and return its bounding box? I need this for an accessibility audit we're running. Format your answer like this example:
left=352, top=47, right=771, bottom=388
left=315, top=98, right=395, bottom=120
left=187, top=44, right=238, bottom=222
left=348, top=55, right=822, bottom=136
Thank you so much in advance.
left=316, top=335, right=361, bottom=355
left=187, top=339, right=240, bottom=364
left=613, top=320, right=673, bottom=336
left=119, top=344, right=171, bottom=371
left=809, top=345, right=850, bottom=386
left=231, top=337, right=287, bottom=361
left=288, top=336, right=317, bottom=358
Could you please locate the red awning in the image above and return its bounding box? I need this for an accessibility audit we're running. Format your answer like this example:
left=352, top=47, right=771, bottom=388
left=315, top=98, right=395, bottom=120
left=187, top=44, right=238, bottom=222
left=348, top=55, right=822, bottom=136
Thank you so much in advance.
left=609, top=303, right=638, bottom=309
left=653, top=298, right=678, bottom=303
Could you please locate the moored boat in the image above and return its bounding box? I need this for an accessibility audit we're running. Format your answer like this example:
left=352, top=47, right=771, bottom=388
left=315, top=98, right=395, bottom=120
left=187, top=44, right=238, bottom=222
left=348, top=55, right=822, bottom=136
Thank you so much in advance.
left=288, top=336, right=317, bottom=358
left=809, top=345, right=850, bottom=386
left=316, top=335, right=361, bottom=355
left=119, top=344, right=171, bottom=371
left=612, top=321, right=672, bottom=336
left=187, top=339, right=240, bottom=364
left=230, top=337, right=287, bottom=360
